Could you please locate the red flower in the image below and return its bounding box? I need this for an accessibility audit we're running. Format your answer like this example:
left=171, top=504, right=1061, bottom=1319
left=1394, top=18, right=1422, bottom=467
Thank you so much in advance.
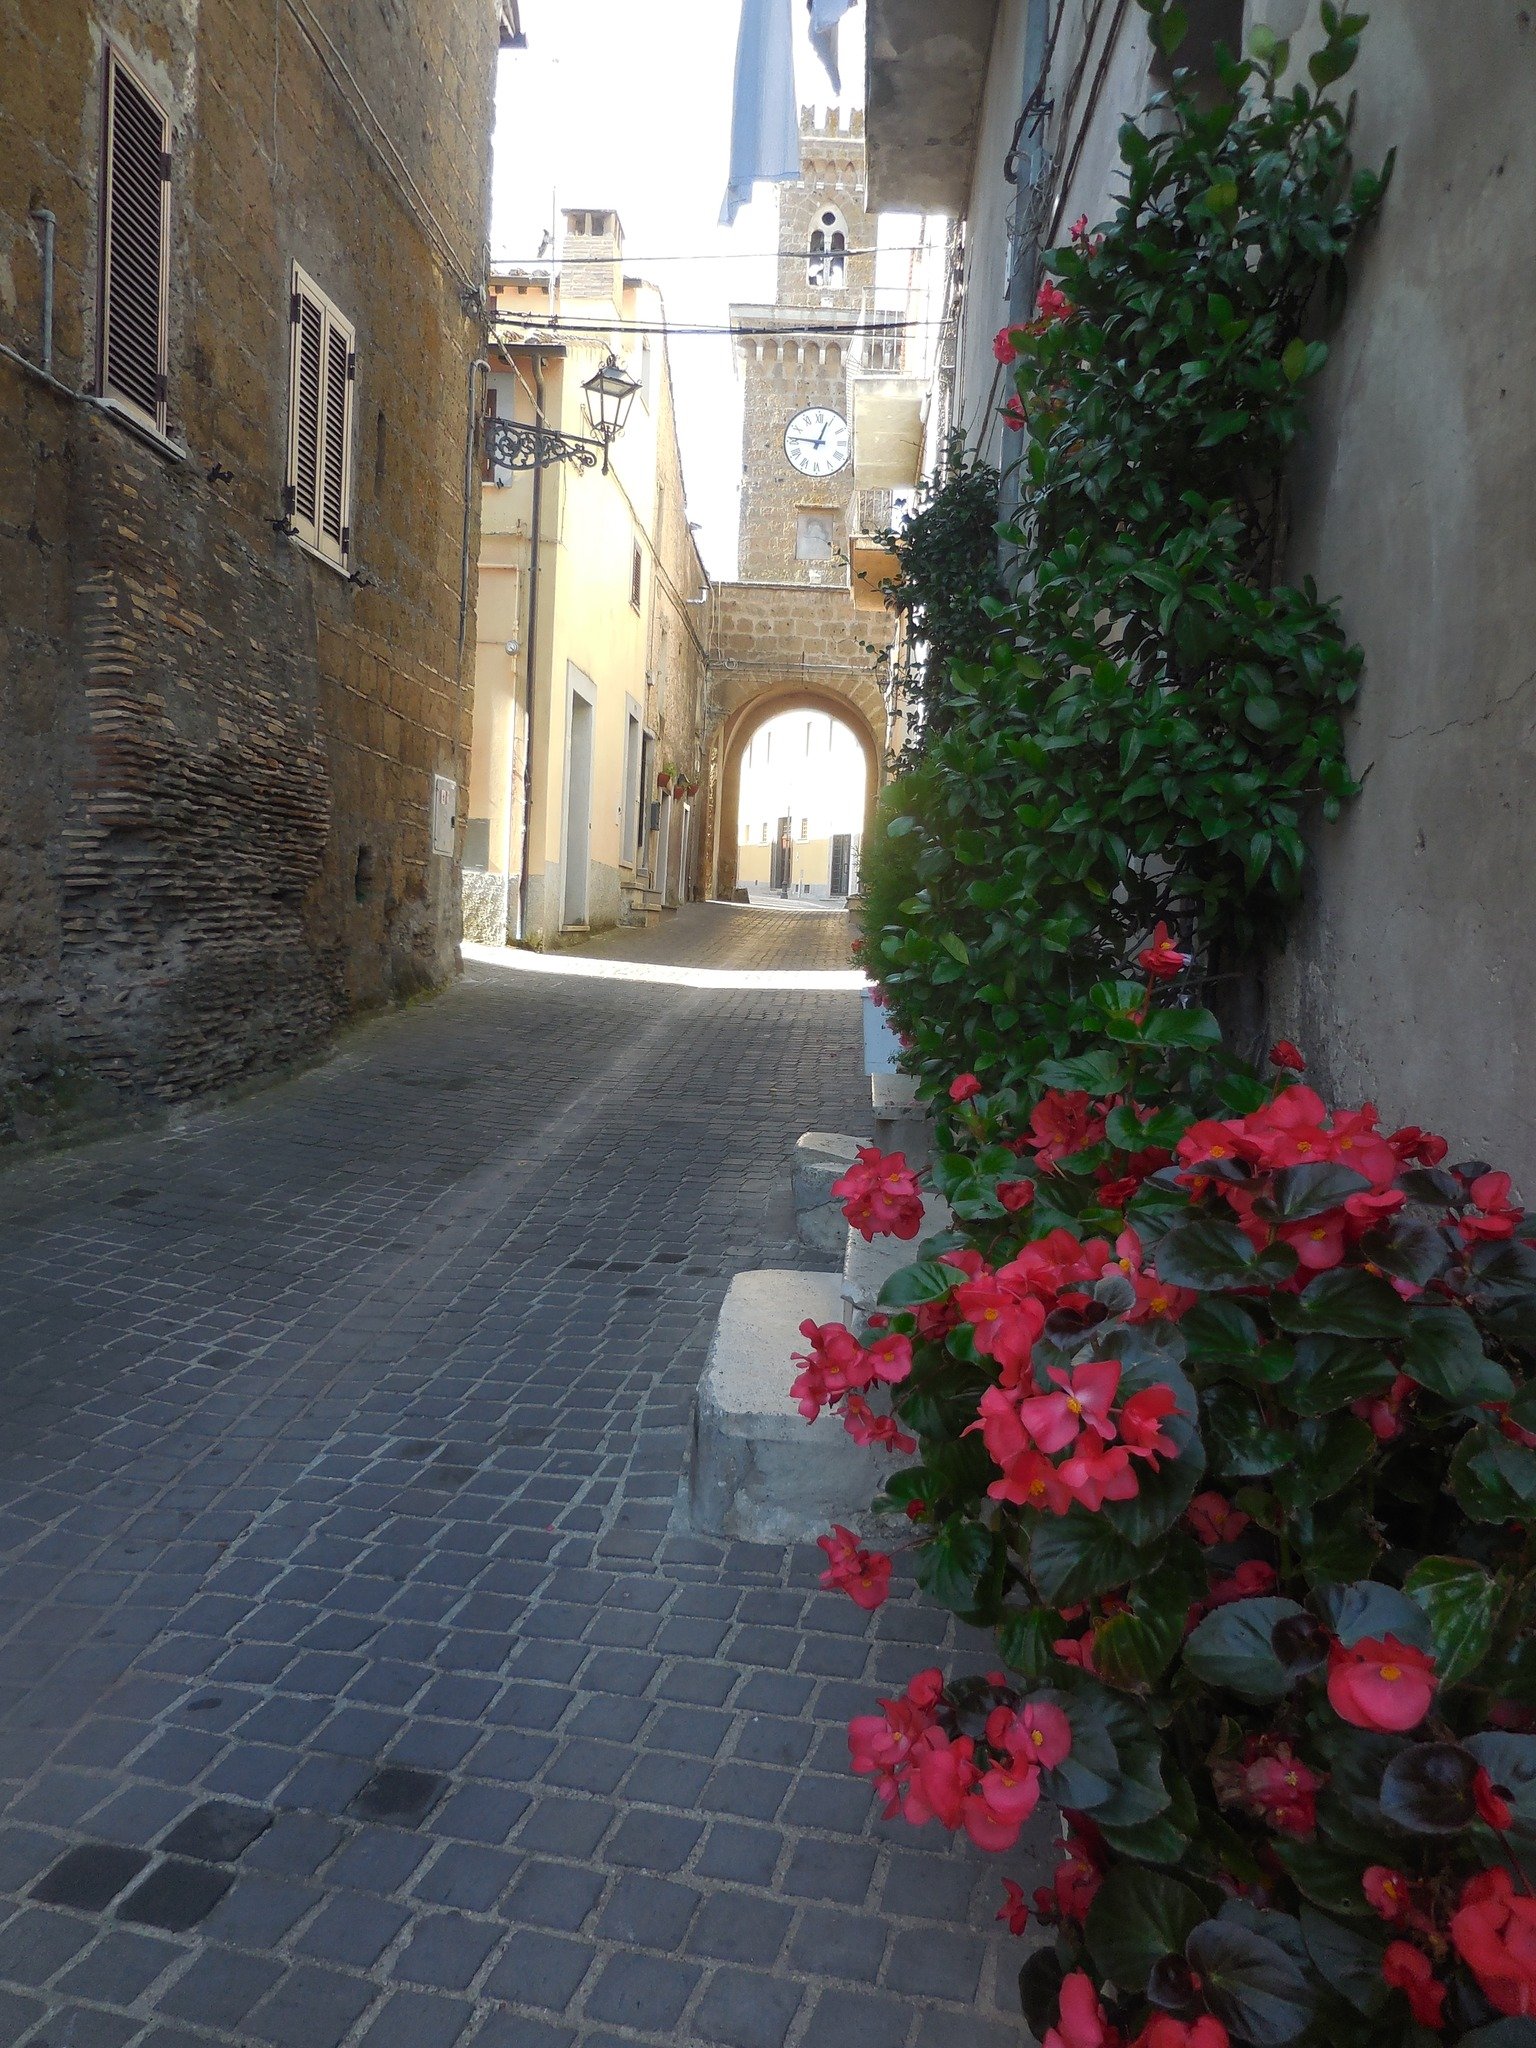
left=1206, top=1559, right=1279, bottom=1609
left=1388, top=1124, right=1449, bottom=1166
left=1213, top=1734, right=1322, bottom=1838
left=1186, top=1491, right=1250, bottom=1545
left=998, top=1178, right=1036, bottom=1213
left=993, top=327, right=1022, bottom=365
left=1054, top=1629, right=1097, bottom=1673
left=1269, top=1040, right=1306, bottom=1071
left=991, top=1698, right=1072, bottom=1771
left=1034, top=278, right=1072, bottom=323
left=954, top=1279, right=1047, bottom=1380
left=864, top=1331, right=913, bottom=1385
left=998, top=1877, right=1030, bottom=1936
left=1133, top=2021, right=1228, bottom=2048
left=1474, top=1766, right=1515, bottom=1830
left=1364, top=1866, right=1414, bottom=1923
left=1027, top=1090, right=1109, bottom=1166
left=1118, top=1384, right=1180, bottom=1465
left=1278, top=1212, right=1348, bottom=1272
left=1351, top=1372, right=1413, bottom=1442
left=1175, top=1119, right=1254, bottom=1170
left=1381, top=1941, right=1446, bottom=2030
left=817, top=1526, right=892, bottom=1610
left=832, top=1146, right=925, bottom=1241
left=1463, top=1169, right=1524, bottom=1243
left=1033, top=1832, right=1104, bottom=1925
left=1002, top=393, right=1027, bottom=432
left=1452, top=1866, right=1536, bottom=2016
left=1138, top=921, right=1191, bottom=980
left=1057, top=1437, right=1139, bottom=1511
left=949, top=1073, right=983, bottom=1103
left=1044, top=1972, right=1118, bottom=2048
left=1326, top=1633, right=1436, bottom=1732
left=790, top=1318, right=867, bottom=1421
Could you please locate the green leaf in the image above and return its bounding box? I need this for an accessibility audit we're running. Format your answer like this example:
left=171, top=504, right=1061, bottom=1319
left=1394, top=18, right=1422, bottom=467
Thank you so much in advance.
left=1271, top=1414, right=1374, bottom=1508
left=1205, top=1385, right=1294, bottom=1478
left=1273, top=1836, right=1376, bottom=1918
left=1264, top=1163, right=1372, bottom=1221
left=1404, top=1556, right=1498, bottom=1683
left=1314, top=1579, right=1433, bottom=1652
left=1270, top=1269, right=1410, bottom=1339
left=1401, top=1305, right=1514, bottom=1405
left=915, top=1518, right=997, bottom=1614
left=1153, top=1218, right=1259, bottom=1290
left=1156, top=3, right=1189, bottom=56
left=1286, top=1335, right=1395, bottom=1417
left=1186, top=1919, right=1318, bottom=2045
left=1086, top=1865, right=1206, bottom=1992
left=939, top=931, right=969, bottom=965
left=1183, top=1597, right=1309, bottom=1702
left=1094, top=1564, right=1201, bottom=1690
left=875, top=1259, right=956, bottom=1308
left=1299, top=1904, right=1388, bottom=2017
left=996, top=1605, right=1061, bottom=1682
left=1028, top=1510, right=1140, bottom=1606
left=1281, top=338, right=1309, bottom=383
left=1452, top=1424, right=1536, bottom=1522
left=1141, top=1007, right=1222, bottom=1049
left=1378, top=1742, right=1479, bottom=1834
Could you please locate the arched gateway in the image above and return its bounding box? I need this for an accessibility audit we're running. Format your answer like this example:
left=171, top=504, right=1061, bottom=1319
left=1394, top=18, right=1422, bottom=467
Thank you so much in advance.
left=702, top=580, right=888, bottom=900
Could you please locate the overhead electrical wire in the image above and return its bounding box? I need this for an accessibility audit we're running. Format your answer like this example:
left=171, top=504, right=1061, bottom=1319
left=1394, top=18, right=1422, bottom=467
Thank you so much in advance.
left=486, top=315, right=943, bottom=340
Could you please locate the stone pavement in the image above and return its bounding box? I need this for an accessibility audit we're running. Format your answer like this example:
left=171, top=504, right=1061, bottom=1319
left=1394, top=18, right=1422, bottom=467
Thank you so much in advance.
left=0, top=903, right=1042, bottom=2048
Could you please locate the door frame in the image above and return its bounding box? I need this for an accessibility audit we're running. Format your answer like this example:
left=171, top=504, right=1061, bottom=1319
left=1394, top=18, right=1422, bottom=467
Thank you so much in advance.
left=560, top=663, right=598, bottom=929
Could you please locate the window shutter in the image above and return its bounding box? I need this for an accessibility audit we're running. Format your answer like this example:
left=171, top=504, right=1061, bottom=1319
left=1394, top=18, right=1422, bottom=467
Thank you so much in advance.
left=286, top=265, right=356, bottom=566
left=100, top=50, right=171, bottom=432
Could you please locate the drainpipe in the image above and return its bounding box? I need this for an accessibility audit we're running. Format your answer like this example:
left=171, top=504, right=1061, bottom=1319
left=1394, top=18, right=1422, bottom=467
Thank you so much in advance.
left=30, top=209, right=56, bottom=375
left=515, top=359, right=547, bottom=944
left=458, top=356, right=490, bottom=660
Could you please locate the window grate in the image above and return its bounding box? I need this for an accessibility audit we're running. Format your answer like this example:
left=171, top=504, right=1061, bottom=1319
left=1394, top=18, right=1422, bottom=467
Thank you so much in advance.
left=100, top=50, right=171, bottom=431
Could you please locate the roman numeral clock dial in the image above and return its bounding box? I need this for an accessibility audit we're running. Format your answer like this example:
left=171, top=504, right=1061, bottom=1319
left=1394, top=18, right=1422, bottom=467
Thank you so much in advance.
left=784, top=406, right=849, bottom=478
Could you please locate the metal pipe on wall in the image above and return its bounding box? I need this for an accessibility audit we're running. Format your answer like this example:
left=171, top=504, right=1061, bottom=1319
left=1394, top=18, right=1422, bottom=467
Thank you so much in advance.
left=30, top=209, right=55, bottom=374
left=514, top=358, right=547, bottom=944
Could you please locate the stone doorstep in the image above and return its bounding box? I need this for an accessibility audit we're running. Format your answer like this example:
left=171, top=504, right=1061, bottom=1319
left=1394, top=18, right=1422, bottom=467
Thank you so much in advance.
left=792, top=1129, right=863, bottom=1255
left=689, top=1269, right=910, bottom=1543
left=842, top=1192, right=953, bottom=1335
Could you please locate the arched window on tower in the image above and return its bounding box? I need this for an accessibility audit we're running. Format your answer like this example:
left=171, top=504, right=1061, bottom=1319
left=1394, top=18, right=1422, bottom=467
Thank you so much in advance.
left=807, top=206, right=848, bottom=290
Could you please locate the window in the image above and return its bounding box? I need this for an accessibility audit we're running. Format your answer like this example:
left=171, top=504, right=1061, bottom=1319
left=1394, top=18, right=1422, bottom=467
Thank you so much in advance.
left=796, top=511, right=834, bottom=562
left=286, top=265, right=355, bottom=567
left=630, top=543, right=643, bottom=610
left=761, top=822, right=768, bottom=843
left=99, top=48, right=171, bottom=434
left=799, top=818, right=808, bottom=840
left=807, top=205, right=848, bottom=290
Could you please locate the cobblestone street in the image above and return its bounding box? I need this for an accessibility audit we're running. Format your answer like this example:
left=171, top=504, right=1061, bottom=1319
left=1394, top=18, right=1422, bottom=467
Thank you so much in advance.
left=0, top=905, right=1035, bottom=2048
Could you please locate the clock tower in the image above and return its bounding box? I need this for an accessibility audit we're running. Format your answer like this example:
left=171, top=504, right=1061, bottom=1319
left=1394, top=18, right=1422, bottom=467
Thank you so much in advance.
left=731, top=109, right=876, bottom=585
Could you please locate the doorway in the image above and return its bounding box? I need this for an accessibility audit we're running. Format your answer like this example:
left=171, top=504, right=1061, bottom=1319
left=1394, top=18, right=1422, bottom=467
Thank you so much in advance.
left=562, top=669, right=596, bottom=928
left=771, top=814, right=793, bottom=893
left=830, top=833, right=851, bottom=897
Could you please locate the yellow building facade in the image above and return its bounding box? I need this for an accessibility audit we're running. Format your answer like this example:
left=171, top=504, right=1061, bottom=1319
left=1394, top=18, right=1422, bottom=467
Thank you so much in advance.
left=464, top=214, right=710, bottom=945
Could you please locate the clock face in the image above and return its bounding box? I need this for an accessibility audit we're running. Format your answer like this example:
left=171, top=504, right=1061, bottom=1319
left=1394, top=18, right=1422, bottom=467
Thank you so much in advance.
left=784, top=406, right=849, bottom=477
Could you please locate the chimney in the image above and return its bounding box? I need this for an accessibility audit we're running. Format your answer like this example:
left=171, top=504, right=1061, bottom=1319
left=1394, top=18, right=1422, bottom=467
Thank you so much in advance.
left=560, top=208, right=624, bottom=308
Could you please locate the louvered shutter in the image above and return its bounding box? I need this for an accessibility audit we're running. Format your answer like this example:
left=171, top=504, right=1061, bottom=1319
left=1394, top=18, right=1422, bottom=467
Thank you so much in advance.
left=285, top=266, right=356, bottom=567
left=100, top=50, right=170, bottom=432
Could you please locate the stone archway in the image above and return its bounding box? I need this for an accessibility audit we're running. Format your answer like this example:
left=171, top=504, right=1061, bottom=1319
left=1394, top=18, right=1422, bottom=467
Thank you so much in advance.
left=712, top=688, right=881, bottom=900
left=703, top=579, right=891, bottom=900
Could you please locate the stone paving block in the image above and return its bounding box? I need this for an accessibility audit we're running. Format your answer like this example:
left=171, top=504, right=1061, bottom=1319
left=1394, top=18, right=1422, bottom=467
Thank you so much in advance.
left=390, top=1908, right=500, bottom=1988
left=584, top=1950, right=701, bottom=2032
left=503, top=1859, right=604, bottom=1931
left=686, top=1890, right=794, bottom=1967
left=693, top=1965, right=806, bottom=2048
left=246, top=1962, right=377, bottom=2048
left=294, top=1890, right=409, bottom=1968
left=31, top=1842, right=150, bottom=1912
left=154, top=1947, right=286, bottom=2029
left=355, top=1987, right=473, bottom=2048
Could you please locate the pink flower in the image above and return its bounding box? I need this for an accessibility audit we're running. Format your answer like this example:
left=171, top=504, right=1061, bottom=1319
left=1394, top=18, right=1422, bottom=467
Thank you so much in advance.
left=1364, top=1866, right=1415, bottom=1924
left=1133, top=2022, right=1228, bottom=2048
left=1057, top=1438, right=1139, bottom=1511
left=1451, top=1865, right=1536, bottom=2017
left=864, top=1331, right=913, bottom=1385
left=993, top=327, right=1021, bottom=366
left=1009, top=1699, right=1073, bottom=1770
left=1463, top=1170, right=1524, bottom=1243
left=998, top=1178, right=1036, bottom=1213
left=1034, top=278, right=1072, bottom=323
left=1019, top=1360, right=1122, bottom=1454
left=817, top=1526, right=892, bottom=1610
left=1326, top=1633, right=1436, bottom=1732
left=840, top=1393, right=916, bottom=1456
left=1352, top=1372, right=1413, bottom=1442
left=949, top=1073, right=983, bottom=1103
left=831, top=1146, right=925, bottom=1242
left=1044, top=1972, right=1118, bottom=2048
left=790, top=1318, right=866, bottom=1421
left=1027, top=1091, right=1108, bottom=1166
left=953, top=1277, right=1046, bottom=1381
left=1206, top=1559, right=1278, bottom=1609
left=1033, top=1832, right=1103, bottom=1925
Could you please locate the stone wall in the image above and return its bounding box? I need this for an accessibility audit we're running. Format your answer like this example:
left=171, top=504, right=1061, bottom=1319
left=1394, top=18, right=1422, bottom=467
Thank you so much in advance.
left=0, top=0, right=497, bottom=1140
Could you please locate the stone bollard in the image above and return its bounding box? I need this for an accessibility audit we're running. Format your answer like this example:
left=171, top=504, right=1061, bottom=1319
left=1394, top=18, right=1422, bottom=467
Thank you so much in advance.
left=792, top=1131, right=862, bottom=1254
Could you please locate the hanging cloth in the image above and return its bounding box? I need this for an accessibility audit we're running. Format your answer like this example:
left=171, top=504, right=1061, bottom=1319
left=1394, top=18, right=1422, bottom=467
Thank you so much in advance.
left=719, top=0, right=802, bottom=225
left=808, top=0, right=857, bottom=92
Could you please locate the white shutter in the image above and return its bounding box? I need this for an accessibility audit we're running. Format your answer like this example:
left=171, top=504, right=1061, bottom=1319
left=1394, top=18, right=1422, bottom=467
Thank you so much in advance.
left=286, top=265, right=356, bottom=567
left=100, top=49, right=170, bottom=432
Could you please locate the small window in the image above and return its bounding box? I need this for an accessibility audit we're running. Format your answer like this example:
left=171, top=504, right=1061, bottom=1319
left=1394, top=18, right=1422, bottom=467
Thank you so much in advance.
left=807, top=205, right=848, bottom=290
left=99, top=48, right=171, bottom=433
left=630, top=542, right=643, bottom=610
left=799, top=818, right=808, bottom=841
left=286, top=264, right=356, bottom=566
left=761, top=822, right=768, bottom=843
left=796, top=512, right=834, bottom=562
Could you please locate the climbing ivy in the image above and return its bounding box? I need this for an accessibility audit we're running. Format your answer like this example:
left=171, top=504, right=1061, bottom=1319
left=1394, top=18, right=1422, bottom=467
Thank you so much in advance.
left=871, top=0, right=1390, bottom=1096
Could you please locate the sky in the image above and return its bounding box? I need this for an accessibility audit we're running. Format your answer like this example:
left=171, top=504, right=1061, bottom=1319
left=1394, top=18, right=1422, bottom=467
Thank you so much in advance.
left=489, top=0, right=865, bottom=580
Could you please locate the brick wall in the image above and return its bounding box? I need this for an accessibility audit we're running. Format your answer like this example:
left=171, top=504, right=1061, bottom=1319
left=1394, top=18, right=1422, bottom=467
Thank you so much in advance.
left=0, top=0, right=498, bottom=1140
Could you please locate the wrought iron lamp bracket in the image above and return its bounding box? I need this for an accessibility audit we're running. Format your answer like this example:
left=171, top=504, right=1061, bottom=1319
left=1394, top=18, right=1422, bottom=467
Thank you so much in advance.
left=485, top=417, right=602, bottom=472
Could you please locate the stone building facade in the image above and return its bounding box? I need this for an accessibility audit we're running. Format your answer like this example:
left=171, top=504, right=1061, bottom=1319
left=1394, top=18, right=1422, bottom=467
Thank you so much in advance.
left=464, top=221, right=711, bottom=947
left=865, top=0, right=1536, bottom=1187
left=0, top=0, right=501, bottom=1141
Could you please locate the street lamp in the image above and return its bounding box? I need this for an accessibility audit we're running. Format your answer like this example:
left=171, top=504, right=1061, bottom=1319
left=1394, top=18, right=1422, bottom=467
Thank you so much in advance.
left=582, top=353, right=640, bottom=474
